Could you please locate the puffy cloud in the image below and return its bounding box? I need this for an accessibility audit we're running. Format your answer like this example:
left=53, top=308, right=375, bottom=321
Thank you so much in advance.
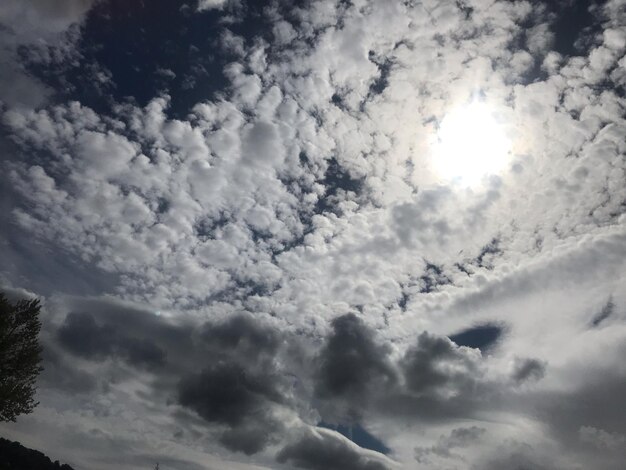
left=197, top=0, right=229, bottom=11
left=313, top=313, right=397, bottom=419
left=0, top=0, right=97, bottom=107
left=400, top=333, right=482, bottom=399
left=178, top=363, right=285, bottom=454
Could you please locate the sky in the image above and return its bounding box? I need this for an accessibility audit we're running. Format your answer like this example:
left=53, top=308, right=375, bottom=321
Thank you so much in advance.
left=0, top=0, right=625, bottom=469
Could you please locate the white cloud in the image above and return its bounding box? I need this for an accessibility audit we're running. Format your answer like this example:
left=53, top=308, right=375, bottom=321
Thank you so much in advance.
left=0, top=0, right=97, bottom=108
left=197, top=0, right=229, bottom=12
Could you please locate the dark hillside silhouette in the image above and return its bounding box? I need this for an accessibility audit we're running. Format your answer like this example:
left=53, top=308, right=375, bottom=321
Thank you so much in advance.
left=0, top=437, right=75, bottom=470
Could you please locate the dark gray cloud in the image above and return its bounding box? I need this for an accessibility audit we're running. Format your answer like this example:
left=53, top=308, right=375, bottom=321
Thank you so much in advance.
left=53, top=303, right=294, bottom=455
left=46, top=299, right=503, bottom=460
left=218, top=421, right=283, bottom=456
left=200, top=312, right=281, bottom=359
left=178, top=362, right=285, bottom=454
left=277, top=428, right=391, bottom=470
left=177, top=312, right=293, bottom=454
left=313, top=314, right=397, bottom=418
left=178, top=363, right=283, bottom=426
left=53, top=298, right=198, bottom=372
left=57, top=311, right=167, bottom=369
left=401, top=332, right=481, bottom=397
left=511, top=358, right=546, bottom=384
left=312, top=315, right=498, bottom=427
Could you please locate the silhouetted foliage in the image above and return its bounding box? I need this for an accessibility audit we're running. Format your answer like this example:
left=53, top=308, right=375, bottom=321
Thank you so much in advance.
left=0, top=293, right=43, bottom=422
left=0, top=437, right=75, bottom=470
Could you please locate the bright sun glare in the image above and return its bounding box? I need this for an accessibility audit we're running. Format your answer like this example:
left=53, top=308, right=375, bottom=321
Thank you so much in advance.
left=433, top=101, right=511, bottom=185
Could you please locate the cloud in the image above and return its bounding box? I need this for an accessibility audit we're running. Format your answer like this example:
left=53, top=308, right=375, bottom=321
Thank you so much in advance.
left=511, top=358, right=546, bottom=385
left=579, top=426, right=626, bottom=451
left=400, top=332, right=482, bottom=399
left=276, top=427, right=393, bottom=470
left=314, top=313, right=396, bottom=419
left=200, top=312, right=281, bottom=356
left=178, top=363, right=285, bottom=454
left=197, top=0, right=229, bottom=12
left=176, top=312, right=292, bottom=454
left=0, top=0, right=625, bottom=469
left=0, top=0, right=97, bottom=108
left=50, top=300, right=301, bottom=456
left=414, top=426, right=486, bottom=463
left=57, top=311, right=167, bottom=369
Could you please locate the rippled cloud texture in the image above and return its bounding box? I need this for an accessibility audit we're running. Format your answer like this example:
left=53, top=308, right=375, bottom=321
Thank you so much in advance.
left=1, top=0, right=625, bottom=469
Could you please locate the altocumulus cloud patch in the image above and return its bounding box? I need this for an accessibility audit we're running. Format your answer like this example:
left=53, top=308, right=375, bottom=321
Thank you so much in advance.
left=1, top=0, right=626, bottom=469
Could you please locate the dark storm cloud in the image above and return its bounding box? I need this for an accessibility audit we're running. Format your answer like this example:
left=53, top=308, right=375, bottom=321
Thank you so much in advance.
left=57, top=312, right=118, bottom=357
left=314, top=314, right=396, bottom=414
left=56, top=302, right=298, bottom=454
left=177, top=312, right=291, bottom=454
left=277, top=428, right=391, bottom=470
left=178, top=363, right=284, bottom=425
left=54, top=300, right=293, bottom=455
left=401, top=332, right=480, bottom=396
left=58, top=311, right=167, bottom=369
left=54, top=298, right=198, bottom=371
left=47, top=299, right=503, bottom=458
left=313, top=314, right=495, bottom=426
left=200, top=311, right=281, bottom=358
left=178, top=362, right=285, bottom=454
left=218, top=422, right=283, bottom=456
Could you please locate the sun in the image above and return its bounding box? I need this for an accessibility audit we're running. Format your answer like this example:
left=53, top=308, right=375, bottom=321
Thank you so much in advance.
left=432, top=101, right=511, bottom=185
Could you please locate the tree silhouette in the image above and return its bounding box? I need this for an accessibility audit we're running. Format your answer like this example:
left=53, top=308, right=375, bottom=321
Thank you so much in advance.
left=0, top=293, right=43, bottom=422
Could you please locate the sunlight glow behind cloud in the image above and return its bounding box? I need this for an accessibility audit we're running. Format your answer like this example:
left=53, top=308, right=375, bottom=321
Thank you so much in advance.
left=432, top=101, right=512, bottom=185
